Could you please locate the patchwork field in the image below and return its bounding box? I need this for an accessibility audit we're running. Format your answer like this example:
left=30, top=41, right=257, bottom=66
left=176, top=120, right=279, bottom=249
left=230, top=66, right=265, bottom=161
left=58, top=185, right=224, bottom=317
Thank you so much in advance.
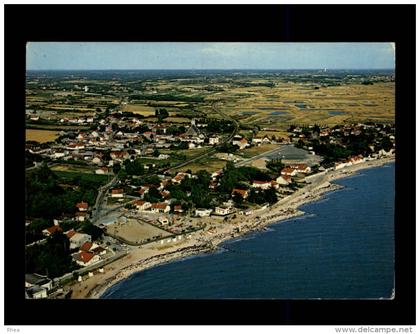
left=215, top=82, right=394, bottom=129
left=26, top=129, right=61, bottom=143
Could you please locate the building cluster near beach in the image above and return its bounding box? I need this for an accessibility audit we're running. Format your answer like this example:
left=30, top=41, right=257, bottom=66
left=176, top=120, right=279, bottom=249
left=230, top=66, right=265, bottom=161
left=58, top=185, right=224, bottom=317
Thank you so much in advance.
left=25, top=70, right=395, bottom=299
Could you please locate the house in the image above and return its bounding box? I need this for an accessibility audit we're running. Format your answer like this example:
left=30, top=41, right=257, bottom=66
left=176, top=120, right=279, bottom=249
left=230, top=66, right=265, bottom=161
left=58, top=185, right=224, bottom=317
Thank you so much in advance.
left=68, top=232, right=92, bottom=250
left=160, top=190, right=171, bottom=201
left=151, top=202, right=170, bottom=213
left=172, top=172, right=190, bottom=185
left=289, top=163, right=312, bottom=174
left=42, top=225, right=63, bottom=236
left=75, top=201, right=88, bottom=212
left=138, top=186, right=149, bottom=198
left=281, top=167, right=298, bottom=176
left=185, top=123, right=201, bottom=137
left=80, top=241, right=93, bottom=252
left=91, top=246, right=107, bottom=256
left=251, top=180, right=272, bottom=190
left=231, top=188, right=249, bottom=199
left=214, top=206, right=232, bottom=216
left=233, top=137, right=249, bottom=150
left=259, top=203, right=270, bottom=210
left=252, top=135, right=271, bottom=145
left=66, top=229, right=76, bottom=239
left=209, top=136, right=220, bottom=145
left=211, top=170, right=223, bottom=180
left=111, top=189, right=124, bottom=198
left=349, top=156, right=365, bottom=164
left=26, top=286, right=48, bottom=299
left=95, top=167, right=109, bottom=174
left=276, top=175, right=292, bottom=185
left=134, top=200, right=152, bottom=212
left=188, top=142, right=196, bottom=149
left=271, top=181, right=279, bottom=189
left=75, top=212, right=88, bottom=222
left=110, top=151, right=129, bottom=161
left=72, top=251, right=100, bottom=267
left=335, top=161, right=352, bottom=170
left=25, top=273, right=53, bottom=291
left=195, top=208, right=213, bottom=217
left=240, top=208, right=254, bottom=216
left=158, top=216, right=169, bottom=225
left=174, top=205, right=184, bottom=213
left=92, top=157, right=102, bottom=165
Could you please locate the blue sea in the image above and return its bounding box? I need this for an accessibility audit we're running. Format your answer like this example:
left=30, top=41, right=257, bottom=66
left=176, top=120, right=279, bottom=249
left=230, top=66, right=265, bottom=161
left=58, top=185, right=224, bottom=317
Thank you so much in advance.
left=102, top=163, right=395, bottom=299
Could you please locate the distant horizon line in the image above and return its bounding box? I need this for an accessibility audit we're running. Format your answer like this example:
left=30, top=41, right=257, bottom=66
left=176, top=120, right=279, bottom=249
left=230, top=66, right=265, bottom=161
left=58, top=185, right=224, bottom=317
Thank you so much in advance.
left=27, top=68, right=395, bottom=71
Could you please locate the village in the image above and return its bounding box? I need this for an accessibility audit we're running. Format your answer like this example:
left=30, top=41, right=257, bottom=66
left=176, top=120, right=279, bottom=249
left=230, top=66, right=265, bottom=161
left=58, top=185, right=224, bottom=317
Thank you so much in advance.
left=25, top=70, right=395, bottom=299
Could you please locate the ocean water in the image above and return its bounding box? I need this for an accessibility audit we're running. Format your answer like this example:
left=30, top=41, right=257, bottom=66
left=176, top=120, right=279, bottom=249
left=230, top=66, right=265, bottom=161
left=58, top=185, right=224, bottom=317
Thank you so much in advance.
left=102, top=163, right=395, bottom=299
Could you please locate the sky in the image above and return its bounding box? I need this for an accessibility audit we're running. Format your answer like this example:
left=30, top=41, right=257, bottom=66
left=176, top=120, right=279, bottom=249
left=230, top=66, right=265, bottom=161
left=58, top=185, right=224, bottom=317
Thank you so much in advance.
left=26, top=42, right=395, bottom=70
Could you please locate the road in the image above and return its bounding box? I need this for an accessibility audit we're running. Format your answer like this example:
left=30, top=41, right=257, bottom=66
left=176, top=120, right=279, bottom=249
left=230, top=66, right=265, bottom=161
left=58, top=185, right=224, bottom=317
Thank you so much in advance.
left=159, top=101, right=239, bottom=173
left=91, top=174, right=119, bottom=224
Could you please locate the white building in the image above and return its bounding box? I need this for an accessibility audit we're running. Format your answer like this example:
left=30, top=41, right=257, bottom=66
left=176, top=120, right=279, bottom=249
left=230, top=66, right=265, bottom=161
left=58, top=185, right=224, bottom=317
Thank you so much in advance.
left=209, top=136, right=220, bottom=145
left=68, top=232, right=92, bottom=250
left=195, top=208, right=213, bottom=217
left=214, top=206, right=231, bottom=216
left=134, top=200, right=152, bottom=212
left=251, top=180, right=272, bottom=190
left=150, top=203, right=170, bottom=213
left=276, top=175, right=291, bottom=185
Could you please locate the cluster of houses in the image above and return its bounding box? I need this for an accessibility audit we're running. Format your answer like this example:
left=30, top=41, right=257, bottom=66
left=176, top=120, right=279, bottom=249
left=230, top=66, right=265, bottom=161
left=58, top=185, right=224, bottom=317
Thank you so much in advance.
left=289, top=123, right=396, bottom=157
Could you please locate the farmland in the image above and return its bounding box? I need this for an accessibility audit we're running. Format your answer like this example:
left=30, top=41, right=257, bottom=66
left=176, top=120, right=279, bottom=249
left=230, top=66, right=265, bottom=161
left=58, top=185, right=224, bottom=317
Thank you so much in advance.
left=26, top=129, right=61, bottom=143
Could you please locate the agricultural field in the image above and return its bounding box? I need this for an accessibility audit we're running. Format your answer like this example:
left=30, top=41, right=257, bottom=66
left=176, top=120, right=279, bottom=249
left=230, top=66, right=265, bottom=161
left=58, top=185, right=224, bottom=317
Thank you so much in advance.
left=50, top=164, right=99, bottom=174
left=122, top=103, right=155, bottom=116
left=174, top=156, right=226, bottom=173
left=106, top=218, right=173, bottom=244
left=215, top=81, right=394, bottom=130
left=26, top=129, right=61, bottom=143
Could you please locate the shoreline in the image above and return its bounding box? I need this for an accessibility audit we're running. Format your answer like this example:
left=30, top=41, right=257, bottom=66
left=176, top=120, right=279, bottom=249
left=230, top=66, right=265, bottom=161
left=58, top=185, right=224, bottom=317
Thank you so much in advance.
left=68, top=156, right=395, bottom=299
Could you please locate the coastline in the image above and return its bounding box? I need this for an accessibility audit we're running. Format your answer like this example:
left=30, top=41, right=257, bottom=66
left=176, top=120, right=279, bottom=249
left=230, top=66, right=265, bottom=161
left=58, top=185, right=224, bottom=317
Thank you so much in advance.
left=68, top=156, right=395, bottom=299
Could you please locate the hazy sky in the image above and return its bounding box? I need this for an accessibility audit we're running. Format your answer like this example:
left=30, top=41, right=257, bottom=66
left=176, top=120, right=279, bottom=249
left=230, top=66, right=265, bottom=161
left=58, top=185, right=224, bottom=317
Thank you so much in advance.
left=26, top=42, right=395, bottom=70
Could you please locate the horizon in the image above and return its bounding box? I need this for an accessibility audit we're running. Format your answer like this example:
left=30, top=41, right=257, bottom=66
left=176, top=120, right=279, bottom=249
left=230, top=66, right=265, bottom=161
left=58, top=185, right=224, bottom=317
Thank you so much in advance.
left=26, top=68, right=395, bottom=71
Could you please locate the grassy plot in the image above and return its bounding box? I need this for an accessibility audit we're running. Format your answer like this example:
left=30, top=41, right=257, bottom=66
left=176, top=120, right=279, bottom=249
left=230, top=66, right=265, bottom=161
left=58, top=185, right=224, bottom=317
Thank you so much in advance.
left=52, top=170, right=110, bottom=185
left=174, top=156, right=226, bottom=173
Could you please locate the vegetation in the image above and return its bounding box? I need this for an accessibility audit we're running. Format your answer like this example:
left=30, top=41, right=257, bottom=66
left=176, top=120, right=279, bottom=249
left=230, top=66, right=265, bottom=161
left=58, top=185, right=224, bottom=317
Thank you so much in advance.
left=26, top=165, right=100, bottom=218
left=25, top=232, right=79, bottom=278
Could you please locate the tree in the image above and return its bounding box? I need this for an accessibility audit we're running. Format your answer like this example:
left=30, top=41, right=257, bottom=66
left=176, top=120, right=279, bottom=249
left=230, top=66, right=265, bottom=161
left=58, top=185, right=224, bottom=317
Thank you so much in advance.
left=144, top=187, right=162, bottom=203
left=113, top=163, right=121, bottom=174
left=81, top=221, right=103, bottom=241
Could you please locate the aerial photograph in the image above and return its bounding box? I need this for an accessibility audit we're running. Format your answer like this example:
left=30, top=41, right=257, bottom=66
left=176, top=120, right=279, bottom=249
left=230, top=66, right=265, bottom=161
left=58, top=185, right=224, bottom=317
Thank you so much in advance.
left=25, top=42, right=395, bottom=300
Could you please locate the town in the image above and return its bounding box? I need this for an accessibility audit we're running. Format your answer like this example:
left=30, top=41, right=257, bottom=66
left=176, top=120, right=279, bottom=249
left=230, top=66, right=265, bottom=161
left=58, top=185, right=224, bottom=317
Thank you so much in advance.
left=25, top=70, right=395, bottom=299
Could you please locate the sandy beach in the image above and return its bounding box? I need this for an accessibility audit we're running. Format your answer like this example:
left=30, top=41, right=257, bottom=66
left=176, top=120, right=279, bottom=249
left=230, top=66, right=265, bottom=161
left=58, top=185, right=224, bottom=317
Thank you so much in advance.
left=66, top=155, right=395, bottom=299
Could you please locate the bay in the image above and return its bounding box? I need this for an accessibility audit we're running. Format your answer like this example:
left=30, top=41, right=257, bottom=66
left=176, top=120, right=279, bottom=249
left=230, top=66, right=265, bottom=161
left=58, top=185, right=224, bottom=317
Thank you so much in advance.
left=102, top=162, right=395, bottom=299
